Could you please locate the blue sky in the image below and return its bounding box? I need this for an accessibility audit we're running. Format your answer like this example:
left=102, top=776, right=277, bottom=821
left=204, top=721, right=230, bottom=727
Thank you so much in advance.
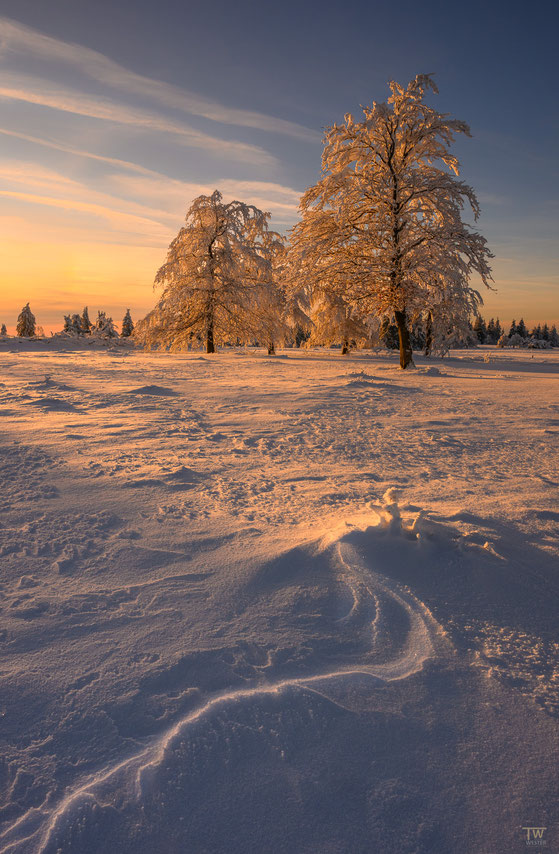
left=0, top=0, right=557, bottom=330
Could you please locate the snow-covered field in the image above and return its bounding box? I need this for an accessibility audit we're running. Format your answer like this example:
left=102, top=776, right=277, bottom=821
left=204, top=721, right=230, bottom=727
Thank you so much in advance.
left=1, top=341, right=558, bottom=854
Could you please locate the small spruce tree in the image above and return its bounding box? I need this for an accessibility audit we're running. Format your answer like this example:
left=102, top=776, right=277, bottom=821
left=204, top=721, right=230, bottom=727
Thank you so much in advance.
left=473, top=315, right=487, bottom=343
left=93, top=311, right=118, bottom=338
left=81, top=307, right=92, bottom=334
left=516, top=318, right=528, bottom=338
left=16, top=303, right=36, bottom=337
left=121, top=309, right=134, bottom=337
left=0, top=323, right=7, bottom=336
left=508, top=319, right=517, bottom=337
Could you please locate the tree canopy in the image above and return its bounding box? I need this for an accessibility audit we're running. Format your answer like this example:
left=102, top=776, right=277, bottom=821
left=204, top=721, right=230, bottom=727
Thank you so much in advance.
left=289, top=74, right=493, bottom=367
left=135, top=191, right=285, bottom=353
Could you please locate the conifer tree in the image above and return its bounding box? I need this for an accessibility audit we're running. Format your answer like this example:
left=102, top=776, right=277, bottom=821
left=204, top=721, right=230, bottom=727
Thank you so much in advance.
left=81, top=307, right=92, bottom=334
left=121, top=309, right=134, bottom=337
left=93, top=311, right=118, bottom=338
left=516, top=318, right=528, bottom=338
left=549, top=325, right=559, bottom=347
left=508, top=319, right=517, bottom=337
left=289, top=74, right=492, bottom=368
left=541, top=323, right=550, bottom=341
left=473, top=315, right=487, bottom=343
left=16, top=303, right=36, bottom=337
left=63, top=314, right=82, bottom=335
left=0, top=324, right=7, bottom=336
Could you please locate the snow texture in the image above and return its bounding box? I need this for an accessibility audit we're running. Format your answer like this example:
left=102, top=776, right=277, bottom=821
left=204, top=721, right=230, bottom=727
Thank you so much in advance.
left=0, top=340, right=558, bottom=853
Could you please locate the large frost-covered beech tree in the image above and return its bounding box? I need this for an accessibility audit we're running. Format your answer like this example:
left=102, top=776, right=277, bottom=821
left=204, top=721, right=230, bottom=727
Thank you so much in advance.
left=289, top=75, right=493, bottom=368
left=135, top=191, right=285, bottom=353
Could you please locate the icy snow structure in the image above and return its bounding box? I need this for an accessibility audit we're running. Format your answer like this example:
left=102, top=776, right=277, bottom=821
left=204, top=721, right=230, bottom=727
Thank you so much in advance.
left=0, top=504, right=447, bottom=854
left=1, top=345, right=558, bottom=853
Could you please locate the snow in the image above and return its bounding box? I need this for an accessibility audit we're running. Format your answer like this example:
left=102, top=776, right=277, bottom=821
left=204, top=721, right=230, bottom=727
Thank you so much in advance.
left=0, top=342, right=558, bottom=853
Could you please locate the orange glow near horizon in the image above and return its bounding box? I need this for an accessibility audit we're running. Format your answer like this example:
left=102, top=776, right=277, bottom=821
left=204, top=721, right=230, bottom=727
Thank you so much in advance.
left=0, top=235, right=163, bottom=333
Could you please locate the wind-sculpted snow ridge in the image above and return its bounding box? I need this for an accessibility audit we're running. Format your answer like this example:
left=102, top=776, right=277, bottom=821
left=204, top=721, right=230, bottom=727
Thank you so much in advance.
left=0, top=510, right=447, bottom=854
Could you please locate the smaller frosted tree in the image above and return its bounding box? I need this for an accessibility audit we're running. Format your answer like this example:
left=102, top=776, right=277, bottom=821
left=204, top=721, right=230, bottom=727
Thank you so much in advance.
left=516, top=318, right=528, bottom=338
left=472, top=315, right=487, bottom=343
left=307, top=290, right=369, bottom=353
left=81, top=307, right=92, bottom=334
left=93, top=311, right=118, bottom=338
left=136, top=191, right=284, bottom=353
left=16, top=303, right=36, bottom=337
left=1, top=324, right=7, bottom=336
left=121, top=309, right=134, bottom=337
left=63, top=314, right=83, bottom=335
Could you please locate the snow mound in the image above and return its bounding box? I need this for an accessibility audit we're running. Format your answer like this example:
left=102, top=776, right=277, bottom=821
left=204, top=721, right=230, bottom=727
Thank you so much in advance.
left=2, top=514, right=448, bottom=854
left=125, top=385, right=180, bottom=397
left=23, top=397, right=81, bottom=412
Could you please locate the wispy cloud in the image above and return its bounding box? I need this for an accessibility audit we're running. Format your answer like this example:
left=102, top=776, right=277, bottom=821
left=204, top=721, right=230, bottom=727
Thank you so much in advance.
left=0, top=159, right=181, bottom=243
left=0, top=73, right=277, bottom=166
left=0, top=16, right=319, bottom=143
left=0, top=131, right=302, bottom=225
left=0, top=189, right=173, bottom=239
left=0, top=128, right=166, bottom=175
left=109, top=174, right=302, bottom=225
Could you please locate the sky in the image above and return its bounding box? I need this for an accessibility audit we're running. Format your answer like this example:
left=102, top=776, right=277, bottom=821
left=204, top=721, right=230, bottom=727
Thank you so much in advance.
left=0, top=0, right=558, bottom=333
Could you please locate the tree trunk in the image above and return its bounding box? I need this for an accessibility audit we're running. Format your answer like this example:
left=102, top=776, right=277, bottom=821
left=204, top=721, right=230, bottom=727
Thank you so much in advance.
left=394, top=309, right=414, bottom=369
left=424, top=311, right=433, bottom=357
left=206, top=317, right=215, bottom=353
left=341, top=338, right=350, bottom=355
left=267, top=341, right=275, bottom=355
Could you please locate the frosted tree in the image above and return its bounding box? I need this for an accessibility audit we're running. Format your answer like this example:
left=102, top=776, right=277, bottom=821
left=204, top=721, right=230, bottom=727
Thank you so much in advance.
left=92, top=310, right=118, bottom=338
left=135, top=191, right=284, bottom=353
left=289, top=75, right=493, bottom=368
left=472, top=315, right=487, bottom=343
left=121, top=309, right=134, bottom=337
left=307, top=290, right=369, bottom=353
left=246, top=229, right=289, bottom=355
left=63, top=314, right=82, bottom=335
left=425, top=286, right=478, bottom=355
left=1, top=324, right=7, bottom=336
left=81, top=307, right=92, bottom=334
left=16, top=303, right=36, bottom=337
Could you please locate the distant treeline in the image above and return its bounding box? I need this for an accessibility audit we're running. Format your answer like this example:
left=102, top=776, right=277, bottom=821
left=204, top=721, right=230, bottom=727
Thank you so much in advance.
left=2, top=305, right=134, bottom=339
left=3, top=304, right=558, bottom=351
left=473, top=317, right=559, bottom=347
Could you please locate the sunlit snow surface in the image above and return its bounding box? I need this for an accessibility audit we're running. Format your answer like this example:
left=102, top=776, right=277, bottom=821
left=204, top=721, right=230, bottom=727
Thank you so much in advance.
left=0, top=341, right=558, bottom=854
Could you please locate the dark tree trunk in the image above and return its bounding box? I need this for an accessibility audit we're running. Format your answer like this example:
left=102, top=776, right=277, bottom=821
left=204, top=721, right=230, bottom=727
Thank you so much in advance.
left=394, top=309, right=414, bottom=369
left=424, top=311, right=433, bottom=357
left=341, top=338, right=350, bottom=355
left=267, top=341, right=275, bottom=355
left=206, top=317, right=215, bottom=353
